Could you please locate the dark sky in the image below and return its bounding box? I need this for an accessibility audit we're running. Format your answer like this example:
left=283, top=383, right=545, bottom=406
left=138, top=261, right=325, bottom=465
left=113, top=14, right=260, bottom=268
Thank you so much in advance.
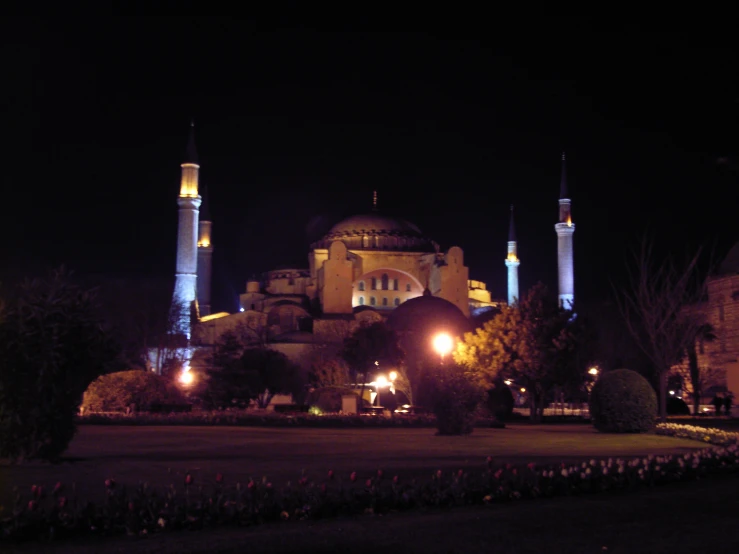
left=3, top=18, right=737, bottom=312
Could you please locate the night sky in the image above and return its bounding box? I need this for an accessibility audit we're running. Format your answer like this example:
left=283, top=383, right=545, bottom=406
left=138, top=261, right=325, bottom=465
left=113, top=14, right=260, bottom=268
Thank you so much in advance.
left=3, top=18, right=737, bottom=313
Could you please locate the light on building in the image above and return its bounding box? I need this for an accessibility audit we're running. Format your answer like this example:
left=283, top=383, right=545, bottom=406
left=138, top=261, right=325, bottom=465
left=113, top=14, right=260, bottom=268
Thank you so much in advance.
left=669, top=390, right=675, bottom=396
left=520, top=387, right=526, bottom=393
left=504, top=379, right=512, bottom=386
left=389, top=371, right=398, bottom=381
left=240, top=307, right=245, bottom=312
left=588, top=367, right=599, bottom=376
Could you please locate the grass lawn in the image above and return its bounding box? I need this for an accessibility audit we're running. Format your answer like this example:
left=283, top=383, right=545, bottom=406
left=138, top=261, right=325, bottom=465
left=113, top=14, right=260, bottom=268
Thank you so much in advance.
left=1, top=423, right=707, bottom=511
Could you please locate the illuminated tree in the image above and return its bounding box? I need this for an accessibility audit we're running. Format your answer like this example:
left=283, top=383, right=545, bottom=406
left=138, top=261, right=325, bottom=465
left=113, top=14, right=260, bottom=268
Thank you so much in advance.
left=454, top=283, right=585, bottom=421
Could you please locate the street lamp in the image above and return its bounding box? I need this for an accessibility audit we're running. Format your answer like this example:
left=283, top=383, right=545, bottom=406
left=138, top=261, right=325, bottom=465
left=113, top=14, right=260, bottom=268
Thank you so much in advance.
left=179, top=365, right=194, bottom=386
left=433, top=333, right=453, bottom=363
left=375, top=375, right=389, bottom=407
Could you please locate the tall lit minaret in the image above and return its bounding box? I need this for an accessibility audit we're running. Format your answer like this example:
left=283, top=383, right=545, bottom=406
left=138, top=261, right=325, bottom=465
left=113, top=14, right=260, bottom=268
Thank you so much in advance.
left=555, top=152, right=575, bottom=310
left=172, top=121, right=202, bottom=338
left=197, top=181, right=213, bottom=317
left=505, top=204, right=520, bottom=306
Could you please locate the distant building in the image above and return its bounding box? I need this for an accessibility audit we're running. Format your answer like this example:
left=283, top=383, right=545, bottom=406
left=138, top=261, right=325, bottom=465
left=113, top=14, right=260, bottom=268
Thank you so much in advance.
left=164, top=126, right=575, bottom=371
left=674, top=247, right=739, bottom=403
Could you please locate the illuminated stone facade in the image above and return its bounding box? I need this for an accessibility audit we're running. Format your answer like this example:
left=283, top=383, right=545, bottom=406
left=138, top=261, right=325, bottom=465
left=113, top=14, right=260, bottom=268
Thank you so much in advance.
left=191, top=204, right=502, bottom=365
left=677, top=246, right=739, bottom=399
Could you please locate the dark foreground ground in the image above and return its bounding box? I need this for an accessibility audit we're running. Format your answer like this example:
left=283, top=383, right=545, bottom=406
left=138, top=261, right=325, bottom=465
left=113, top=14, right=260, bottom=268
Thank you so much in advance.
left=2, top=419, right=734, bottom=553
left=6, top=472, right=739, bottom=554
left=0, top=423, right=705, bottom=509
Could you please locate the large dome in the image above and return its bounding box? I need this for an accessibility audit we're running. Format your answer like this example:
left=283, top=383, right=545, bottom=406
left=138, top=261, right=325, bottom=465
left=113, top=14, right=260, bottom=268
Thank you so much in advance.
left=328, top=213, right=424, bottom=236
left=312, top=212, right=437, bottom=252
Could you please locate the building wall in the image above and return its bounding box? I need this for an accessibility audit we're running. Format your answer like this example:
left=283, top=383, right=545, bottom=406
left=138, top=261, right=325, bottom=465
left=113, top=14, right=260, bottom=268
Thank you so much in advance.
left=353, top=267, right=424, bottom=309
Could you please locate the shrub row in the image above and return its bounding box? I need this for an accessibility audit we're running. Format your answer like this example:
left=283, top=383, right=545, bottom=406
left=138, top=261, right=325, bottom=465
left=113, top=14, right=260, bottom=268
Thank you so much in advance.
left=3, top=423, right=738, bottom=543
left=76, top=411, right=507, bottom=429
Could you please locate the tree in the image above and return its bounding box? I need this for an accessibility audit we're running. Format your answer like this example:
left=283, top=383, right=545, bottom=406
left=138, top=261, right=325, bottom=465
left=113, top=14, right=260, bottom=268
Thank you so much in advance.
left=240, top=348, right=303, bottom=408
left=674, top=322, right=719, bottom=416
left=341, top=321, right=405, bottom=409
left=206, top=342, right=302, bottom=409
left=454, top=283, right=586, bottom=421
left=307, top=344, right=350, bottom=388
left=0, top=268, right=119, bottom=461
left=614, top=237, right=710, bottom=421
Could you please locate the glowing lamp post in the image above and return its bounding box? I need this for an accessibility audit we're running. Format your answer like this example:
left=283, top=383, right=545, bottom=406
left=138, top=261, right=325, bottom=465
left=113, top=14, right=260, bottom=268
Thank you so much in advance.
left=433, top=333, right=453, bottom=363
left=179, top=365, right=194, bottom=387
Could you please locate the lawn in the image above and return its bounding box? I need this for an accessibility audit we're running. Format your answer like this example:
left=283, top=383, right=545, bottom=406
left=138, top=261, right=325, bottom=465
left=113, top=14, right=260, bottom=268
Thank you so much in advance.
left=0, top=423, right=706, bottom=511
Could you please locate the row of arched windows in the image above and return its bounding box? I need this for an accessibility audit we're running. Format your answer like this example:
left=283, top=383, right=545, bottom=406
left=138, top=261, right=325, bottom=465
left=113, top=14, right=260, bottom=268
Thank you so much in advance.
left=358, top=296, right=401, bottom=307
left=357, top=275, right=412, bottom=292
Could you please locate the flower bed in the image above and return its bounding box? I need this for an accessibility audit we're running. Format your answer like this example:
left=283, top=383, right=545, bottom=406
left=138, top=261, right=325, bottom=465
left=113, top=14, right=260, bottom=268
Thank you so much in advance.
left=2, top=423, right=737, bottom=543
left=76, top=411, right=504, bottom=428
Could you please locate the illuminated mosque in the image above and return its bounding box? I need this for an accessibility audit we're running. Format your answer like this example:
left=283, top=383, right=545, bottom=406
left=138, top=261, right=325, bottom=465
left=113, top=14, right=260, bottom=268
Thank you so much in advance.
left=167, top=125, right=575, bottom=368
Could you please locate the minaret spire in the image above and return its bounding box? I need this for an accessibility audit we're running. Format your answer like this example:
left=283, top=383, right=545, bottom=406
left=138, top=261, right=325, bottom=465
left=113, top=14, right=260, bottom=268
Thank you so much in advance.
left=505, top=204, right=520, bottom=306
left=372, top=190, right=378, bottom=211
left=185, top=119, right=198, bottom=164
left=555, top=152, right=575, bottom=310
left=508, top=204, right=516, bottom=242
left=559, top=151, right=568, bottom=199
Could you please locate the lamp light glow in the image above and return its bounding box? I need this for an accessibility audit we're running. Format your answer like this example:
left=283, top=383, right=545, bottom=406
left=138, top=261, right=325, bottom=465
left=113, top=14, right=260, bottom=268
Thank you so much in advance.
left=433, top=333, right=453, bottom=358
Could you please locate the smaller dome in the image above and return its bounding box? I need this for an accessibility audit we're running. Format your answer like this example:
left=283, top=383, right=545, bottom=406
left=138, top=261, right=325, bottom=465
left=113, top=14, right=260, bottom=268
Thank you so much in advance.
left=386, top=294, right=472, bottom=339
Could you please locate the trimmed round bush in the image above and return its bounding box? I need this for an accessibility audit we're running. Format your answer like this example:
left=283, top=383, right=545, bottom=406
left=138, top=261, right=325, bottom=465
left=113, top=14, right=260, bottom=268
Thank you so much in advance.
left=487, top=383, right=515, bottom=421
left=590, top=369, right=657, bottom=433
left=81, top=370, right=186, bottom=413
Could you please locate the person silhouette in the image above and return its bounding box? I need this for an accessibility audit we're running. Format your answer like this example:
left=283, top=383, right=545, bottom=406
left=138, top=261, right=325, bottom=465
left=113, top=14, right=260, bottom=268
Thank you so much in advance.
left=724, top=393, right=733, bottom=417
left=712, top=394, right=724, bottom=416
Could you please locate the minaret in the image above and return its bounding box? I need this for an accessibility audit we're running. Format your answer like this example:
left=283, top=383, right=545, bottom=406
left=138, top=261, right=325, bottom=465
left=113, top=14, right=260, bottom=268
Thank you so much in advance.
left=554, top=152, right=575, bottom=310
left=197, top=180, right=213, bottom=317
left=372, top=189, right=378, bottom=211
left=172, top=121, right=202, bottom=338
left=505, top=204, right=520, bottom=306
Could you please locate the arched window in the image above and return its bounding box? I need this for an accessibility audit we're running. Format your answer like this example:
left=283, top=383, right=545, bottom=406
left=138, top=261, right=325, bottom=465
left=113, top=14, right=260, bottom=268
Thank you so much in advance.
left=381, top=273, right=389, bottom=290
left=382, top=297, right=388, bottom=306
left=394, top=297, right=400, bottom=306
left=358, top=281, right=365, bottom=291
left=370, top=296, right=376, bottom=306
left=371, top=277, right=377, bottom=290
left=359, top=296, right=365, bottom=305
left=406, top=283, right=411, bottom=292
left=393, top=279, right=399, bottom=290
